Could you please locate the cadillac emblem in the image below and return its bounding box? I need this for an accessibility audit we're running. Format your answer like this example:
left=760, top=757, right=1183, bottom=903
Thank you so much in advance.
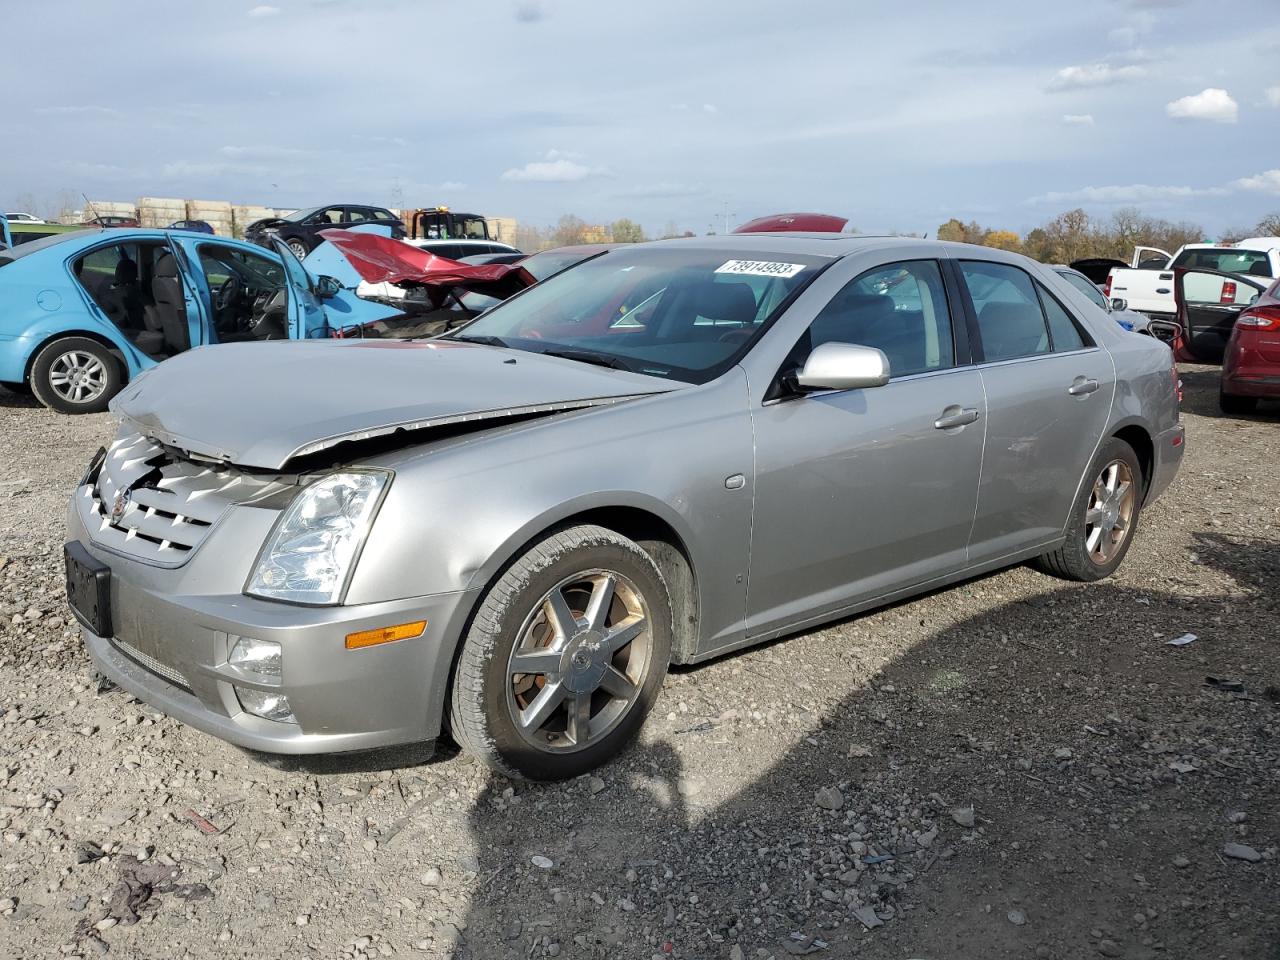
left=110, top=490, right=131, bottom=522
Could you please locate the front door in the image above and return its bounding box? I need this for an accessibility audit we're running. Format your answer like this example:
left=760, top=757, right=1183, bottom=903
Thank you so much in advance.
left=273, top=238, right=329, bottom=338
left=957, top=260, right=1115, bottom=563
left=1174, top=267, right=1269, bottom=363
left=747, top=259, right=986, bottom=637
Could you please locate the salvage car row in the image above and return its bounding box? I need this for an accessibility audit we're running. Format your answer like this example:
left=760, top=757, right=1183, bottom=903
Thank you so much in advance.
left=53, top=227, right=1186, bottom=779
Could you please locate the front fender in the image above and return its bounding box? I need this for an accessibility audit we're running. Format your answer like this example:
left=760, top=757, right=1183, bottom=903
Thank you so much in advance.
left=344, top=371, right=755, bottom=652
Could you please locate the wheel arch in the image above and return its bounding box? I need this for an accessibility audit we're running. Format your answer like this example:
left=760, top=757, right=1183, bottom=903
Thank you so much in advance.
left=23, top=328, right=134, bottom=386
left=1110, top=420, right=1154, bottom=498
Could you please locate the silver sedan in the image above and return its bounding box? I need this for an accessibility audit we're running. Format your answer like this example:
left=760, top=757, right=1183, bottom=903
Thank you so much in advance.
left=65, top=234, right=1184, bottom=779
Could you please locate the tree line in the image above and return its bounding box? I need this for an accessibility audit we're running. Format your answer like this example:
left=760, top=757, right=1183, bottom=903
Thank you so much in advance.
left=937, top=208, right=1280, bottom=264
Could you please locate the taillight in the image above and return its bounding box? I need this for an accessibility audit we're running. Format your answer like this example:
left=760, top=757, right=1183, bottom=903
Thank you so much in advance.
left=1220, top=281, right=1237, bottom=304
left=1103, top=274, right=1113, bottom=298
left=1236, top=304, right=1280, bottom=331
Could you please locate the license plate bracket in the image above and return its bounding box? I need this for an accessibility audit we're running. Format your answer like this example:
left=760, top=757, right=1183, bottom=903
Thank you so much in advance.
left=64, top=541, right=112, bottom=637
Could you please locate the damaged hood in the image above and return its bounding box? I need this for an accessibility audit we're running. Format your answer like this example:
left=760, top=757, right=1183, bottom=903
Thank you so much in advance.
left=112, top=340, right=676, bottom=470
left=317, top=229, right=536, bottom=298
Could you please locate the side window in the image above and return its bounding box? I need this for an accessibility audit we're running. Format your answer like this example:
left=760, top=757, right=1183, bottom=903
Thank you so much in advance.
left=346, top=208, right=370, bottom=223
left=960, top=261, right=1050, bottom=363
left=318, top=208, right=343, bottom=225
left=373, top=209, right=399, bottom=222
left=197, top=243, right=287, bottom=342
left=1037, top=283, right=1089, bottom=352
left=1058, top=271, right=1108, bottom=310
left=804, top=260, right=955, bottom=378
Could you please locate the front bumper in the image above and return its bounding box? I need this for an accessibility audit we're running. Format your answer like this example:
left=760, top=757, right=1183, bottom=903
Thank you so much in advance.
left=68, top=505, right=479, bottom=755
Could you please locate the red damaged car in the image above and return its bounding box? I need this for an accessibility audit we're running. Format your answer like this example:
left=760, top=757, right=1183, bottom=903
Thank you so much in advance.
left=1219, top=278, right=1280, bottom=414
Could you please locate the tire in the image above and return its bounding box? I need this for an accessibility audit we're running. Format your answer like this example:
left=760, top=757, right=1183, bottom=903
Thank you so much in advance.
left=1219, top=390, right=1257, bottom=415
left=285, top=237, right=311, bottom=259
left=449, top=524, right=673, bottom=780
left=1036, top=437, right=1144, bottom=582
left=29, top=337, right=121, bottom=414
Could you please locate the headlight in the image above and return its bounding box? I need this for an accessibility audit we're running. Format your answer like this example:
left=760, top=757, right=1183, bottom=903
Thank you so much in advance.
left=245, top=470, right=390, bottom=605
left=80, top=446, right=107, bottom=487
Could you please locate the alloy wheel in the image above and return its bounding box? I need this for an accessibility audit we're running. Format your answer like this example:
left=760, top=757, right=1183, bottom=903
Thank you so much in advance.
left=48, top=351, right=108, bottom=404
left=505, top=569, right=653, bottom=754
left=1084, top=459, right=1136, bottom=565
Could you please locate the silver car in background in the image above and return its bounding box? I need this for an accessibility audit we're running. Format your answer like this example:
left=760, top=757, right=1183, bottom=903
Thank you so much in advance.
left=64, top=234, right=1184, bottom=779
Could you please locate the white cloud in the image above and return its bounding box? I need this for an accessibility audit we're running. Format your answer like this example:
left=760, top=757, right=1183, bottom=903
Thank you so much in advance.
left=1029, top=183, right=1225, bottom=205
left=1108, top=26, right=1138, bottom=47
left=1232, top=169, right=1280, bottom=194
left=502, top=159, right=602, bottom=183
left=1266, top=86, right=1280, bottom=108
left=1062, top=114, right=1095, bottom=126
left=1166, top=88, right=1238, bottom=123
left=33, top=104, right=122, bottom=118
left=501, top=150, right=608, bottom=183
left=439, top=181, right=467, bottom=191
left=1047, top=63, right=1146, bottom=91
left=248, top=5, right=280, bottom=16
left=702, top=103, right=718, bottom=114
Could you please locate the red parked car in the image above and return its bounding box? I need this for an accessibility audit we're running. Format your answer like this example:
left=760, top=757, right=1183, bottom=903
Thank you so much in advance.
left=1219, top=277, right=1280, bottom=414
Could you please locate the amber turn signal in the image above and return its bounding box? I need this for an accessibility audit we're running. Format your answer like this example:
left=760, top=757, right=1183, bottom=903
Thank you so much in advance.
left=345, top=620, right=427, bottom=650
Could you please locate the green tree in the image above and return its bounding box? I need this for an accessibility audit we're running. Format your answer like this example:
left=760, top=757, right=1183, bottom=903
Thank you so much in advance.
left=936, top=218, right=987, bottom=244
left=550, top=214, right=589, bottom=247
left=609, top=218, right=645, bottom=243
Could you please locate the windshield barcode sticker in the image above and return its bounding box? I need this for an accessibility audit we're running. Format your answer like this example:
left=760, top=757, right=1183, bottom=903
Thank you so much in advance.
left=715, top=259, right=806, bottom=279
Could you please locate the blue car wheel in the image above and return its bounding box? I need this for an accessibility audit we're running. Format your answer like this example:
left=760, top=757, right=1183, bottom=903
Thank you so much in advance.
left=29, top=337, right=121, bottom=414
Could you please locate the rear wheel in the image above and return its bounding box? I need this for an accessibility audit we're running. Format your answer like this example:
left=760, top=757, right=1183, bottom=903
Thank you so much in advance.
left=29, top=337, right=121, bottom=414
left=1036, top=437, right=1143, bottom=582
left=449, top=525, right=672, bottom=780
left=1219, top=390, right=1257, bottom=415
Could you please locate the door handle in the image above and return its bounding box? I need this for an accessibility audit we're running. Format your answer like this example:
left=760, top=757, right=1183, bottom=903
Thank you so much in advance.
left=1068, top=377, right=1100, bottom=396
left=934, top=407, right=980, bottom=429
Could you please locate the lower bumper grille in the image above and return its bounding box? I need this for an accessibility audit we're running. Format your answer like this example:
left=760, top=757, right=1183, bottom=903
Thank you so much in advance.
left=113, top=638, right=191, bottom=691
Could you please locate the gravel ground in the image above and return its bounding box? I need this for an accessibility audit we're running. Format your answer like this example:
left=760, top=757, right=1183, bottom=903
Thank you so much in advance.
left=0, top=365, right=1276, bottom=960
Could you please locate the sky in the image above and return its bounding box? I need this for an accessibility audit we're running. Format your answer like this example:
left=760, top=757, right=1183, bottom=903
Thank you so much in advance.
left=4, top=0, right=1280, bottom=238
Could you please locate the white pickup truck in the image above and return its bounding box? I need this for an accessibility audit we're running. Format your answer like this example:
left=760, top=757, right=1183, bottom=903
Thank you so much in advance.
left=1105, top=238, right=1280, bottom=320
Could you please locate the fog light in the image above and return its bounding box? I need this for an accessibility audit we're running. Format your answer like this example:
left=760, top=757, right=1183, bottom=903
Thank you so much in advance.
left=228, top=636, right=281, bottom=683
left=236, top=687, right=296, bottom=723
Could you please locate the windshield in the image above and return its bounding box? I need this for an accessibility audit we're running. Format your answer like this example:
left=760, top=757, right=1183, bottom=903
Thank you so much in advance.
left=448, top=246, right=830, bottom=383
left=1171, top=247, right=1272, bottom=277
left=282, top=206, right=324, bottom=224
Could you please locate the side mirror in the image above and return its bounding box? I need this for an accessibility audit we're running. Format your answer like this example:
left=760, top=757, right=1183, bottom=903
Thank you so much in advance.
left=795, top=342, right=890, bottom=392
left=315, top=275, right=342, bottom=299
left=1109, top=297, right=1128, bottom=312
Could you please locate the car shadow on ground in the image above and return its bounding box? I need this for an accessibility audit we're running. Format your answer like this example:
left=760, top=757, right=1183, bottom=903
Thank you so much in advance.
left=1178, top=365, right=1280, bottom=422
left=0, top=384, right=40, bottom=409
left=452, top=531, right=1279, bottom=959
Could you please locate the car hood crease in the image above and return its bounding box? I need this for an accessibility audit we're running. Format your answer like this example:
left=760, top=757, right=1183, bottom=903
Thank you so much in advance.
left=111, top=340, right=676, bottom=470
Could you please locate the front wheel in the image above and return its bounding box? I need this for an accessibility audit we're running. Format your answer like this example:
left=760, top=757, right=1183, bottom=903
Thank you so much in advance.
left=449, top=525, right=672, bottom=780
left=29, top=337, right=121, bottom=414
left=1036, top=437, right=1143, bottom=582
left=285, top=238, right=310, bottom=259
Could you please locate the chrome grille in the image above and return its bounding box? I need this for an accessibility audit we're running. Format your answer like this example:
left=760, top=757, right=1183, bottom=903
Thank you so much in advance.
left=113, top=638, right=191, bottom=691
left=79, top=433, right=289, bottom=566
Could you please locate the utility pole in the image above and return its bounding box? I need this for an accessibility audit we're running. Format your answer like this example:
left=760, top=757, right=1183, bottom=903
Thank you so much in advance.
left=719, top=200, right=736, bottom=235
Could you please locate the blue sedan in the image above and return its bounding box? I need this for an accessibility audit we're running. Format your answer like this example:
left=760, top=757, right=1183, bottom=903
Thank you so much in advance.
left=0, top=227, right=399, bottom=413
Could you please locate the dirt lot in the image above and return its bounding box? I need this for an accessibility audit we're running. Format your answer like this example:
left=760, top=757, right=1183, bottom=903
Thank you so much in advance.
left=0, top=365, right=1276, bottom=960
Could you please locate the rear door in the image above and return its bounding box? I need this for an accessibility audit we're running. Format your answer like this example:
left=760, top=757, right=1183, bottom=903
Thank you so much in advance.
left=957, top=260, right=1115, bottom=563
left=272, top=238, right=329, bottom=338
left=1174, top=267, right=1268, bottom=363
